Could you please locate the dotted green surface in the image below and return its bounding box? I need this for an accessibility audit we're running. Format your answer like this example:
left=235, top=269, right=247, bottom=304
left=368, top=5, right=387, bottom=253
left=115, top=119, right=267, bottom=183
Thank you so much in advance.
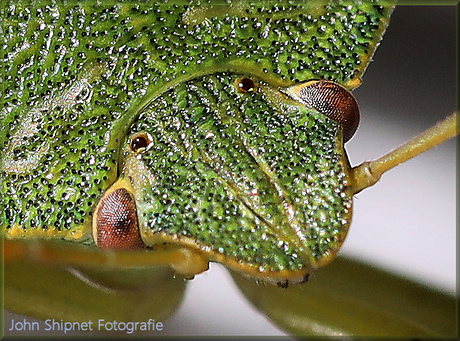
left=125, top=73, right=352, bottom=272
left=1, top=1, right=393, bottom=271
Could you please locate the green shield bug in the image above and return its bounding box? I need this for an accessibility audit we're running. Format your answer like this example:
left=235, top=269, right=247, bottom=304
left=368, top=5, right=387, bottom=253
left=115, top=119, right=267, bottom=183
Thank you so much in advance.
left=1, top=1, right=456, bottom=337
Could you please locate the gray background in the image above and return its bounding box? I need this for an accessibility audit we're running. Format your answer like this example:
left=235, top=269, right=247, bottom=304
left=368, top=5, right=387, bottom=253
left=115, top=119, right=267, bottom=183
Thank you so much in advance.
left=4, top=5, right=456, bottom=337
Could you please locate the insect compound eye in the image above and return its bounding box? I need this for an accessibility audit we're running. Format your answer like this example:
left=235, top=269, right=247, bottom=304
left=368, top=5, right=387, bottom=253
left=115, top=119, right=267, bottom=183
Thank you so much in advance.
left=283, top=80, right=360, bottom=142
left=130, top=132, right=154, bottom=153
left=93, top=188, right=145, bottom=249
left=236, top=77, right=256, bottom=93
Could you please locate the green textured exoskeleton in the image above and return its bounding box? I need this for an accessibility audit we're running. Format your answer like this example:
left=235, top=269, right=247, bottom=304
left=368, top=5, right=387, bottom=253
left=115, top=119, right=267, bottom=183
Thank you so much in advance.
left=1, top=0, right=457, bottom=337
left=119, top=72, right=355, bottom=283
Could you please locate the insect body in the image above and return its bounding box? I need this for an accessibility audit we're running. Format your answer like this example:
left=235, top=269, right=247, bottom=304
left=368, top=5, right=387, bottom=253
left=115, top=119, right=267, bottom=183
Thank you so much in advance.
left=1, top=0, right=457, bottom=337
left=1, top=0, right=391, bottom=279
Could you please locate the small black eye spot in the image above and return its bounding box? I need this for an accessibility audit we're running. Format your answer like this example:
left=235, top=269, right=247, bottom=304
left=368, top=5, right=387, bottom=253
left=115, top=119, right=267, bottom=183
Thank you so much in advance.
left=236, top=78, right=256, bottom=93
left=130, top=132, right=153, bottom=153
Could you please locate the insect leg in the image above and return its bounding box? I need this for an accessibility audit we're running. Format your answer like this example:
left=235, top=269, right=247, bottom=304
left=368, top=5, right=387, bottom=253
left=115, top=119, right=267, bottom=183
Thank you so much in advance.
left=3, top=239, right=209, bottom=277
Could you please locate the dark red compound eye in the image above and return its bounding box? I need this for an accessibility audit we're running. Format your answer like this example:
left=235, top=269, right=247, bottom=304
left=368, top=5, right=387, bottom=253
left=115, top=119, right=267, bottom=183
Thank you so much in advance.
left=94, top=188, right=145, bottom=250
left=236, top=78, right=256, bottom=93
left=284, top=80, right=360, bottom=142
left=130, top=133, right=153, bottom=153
